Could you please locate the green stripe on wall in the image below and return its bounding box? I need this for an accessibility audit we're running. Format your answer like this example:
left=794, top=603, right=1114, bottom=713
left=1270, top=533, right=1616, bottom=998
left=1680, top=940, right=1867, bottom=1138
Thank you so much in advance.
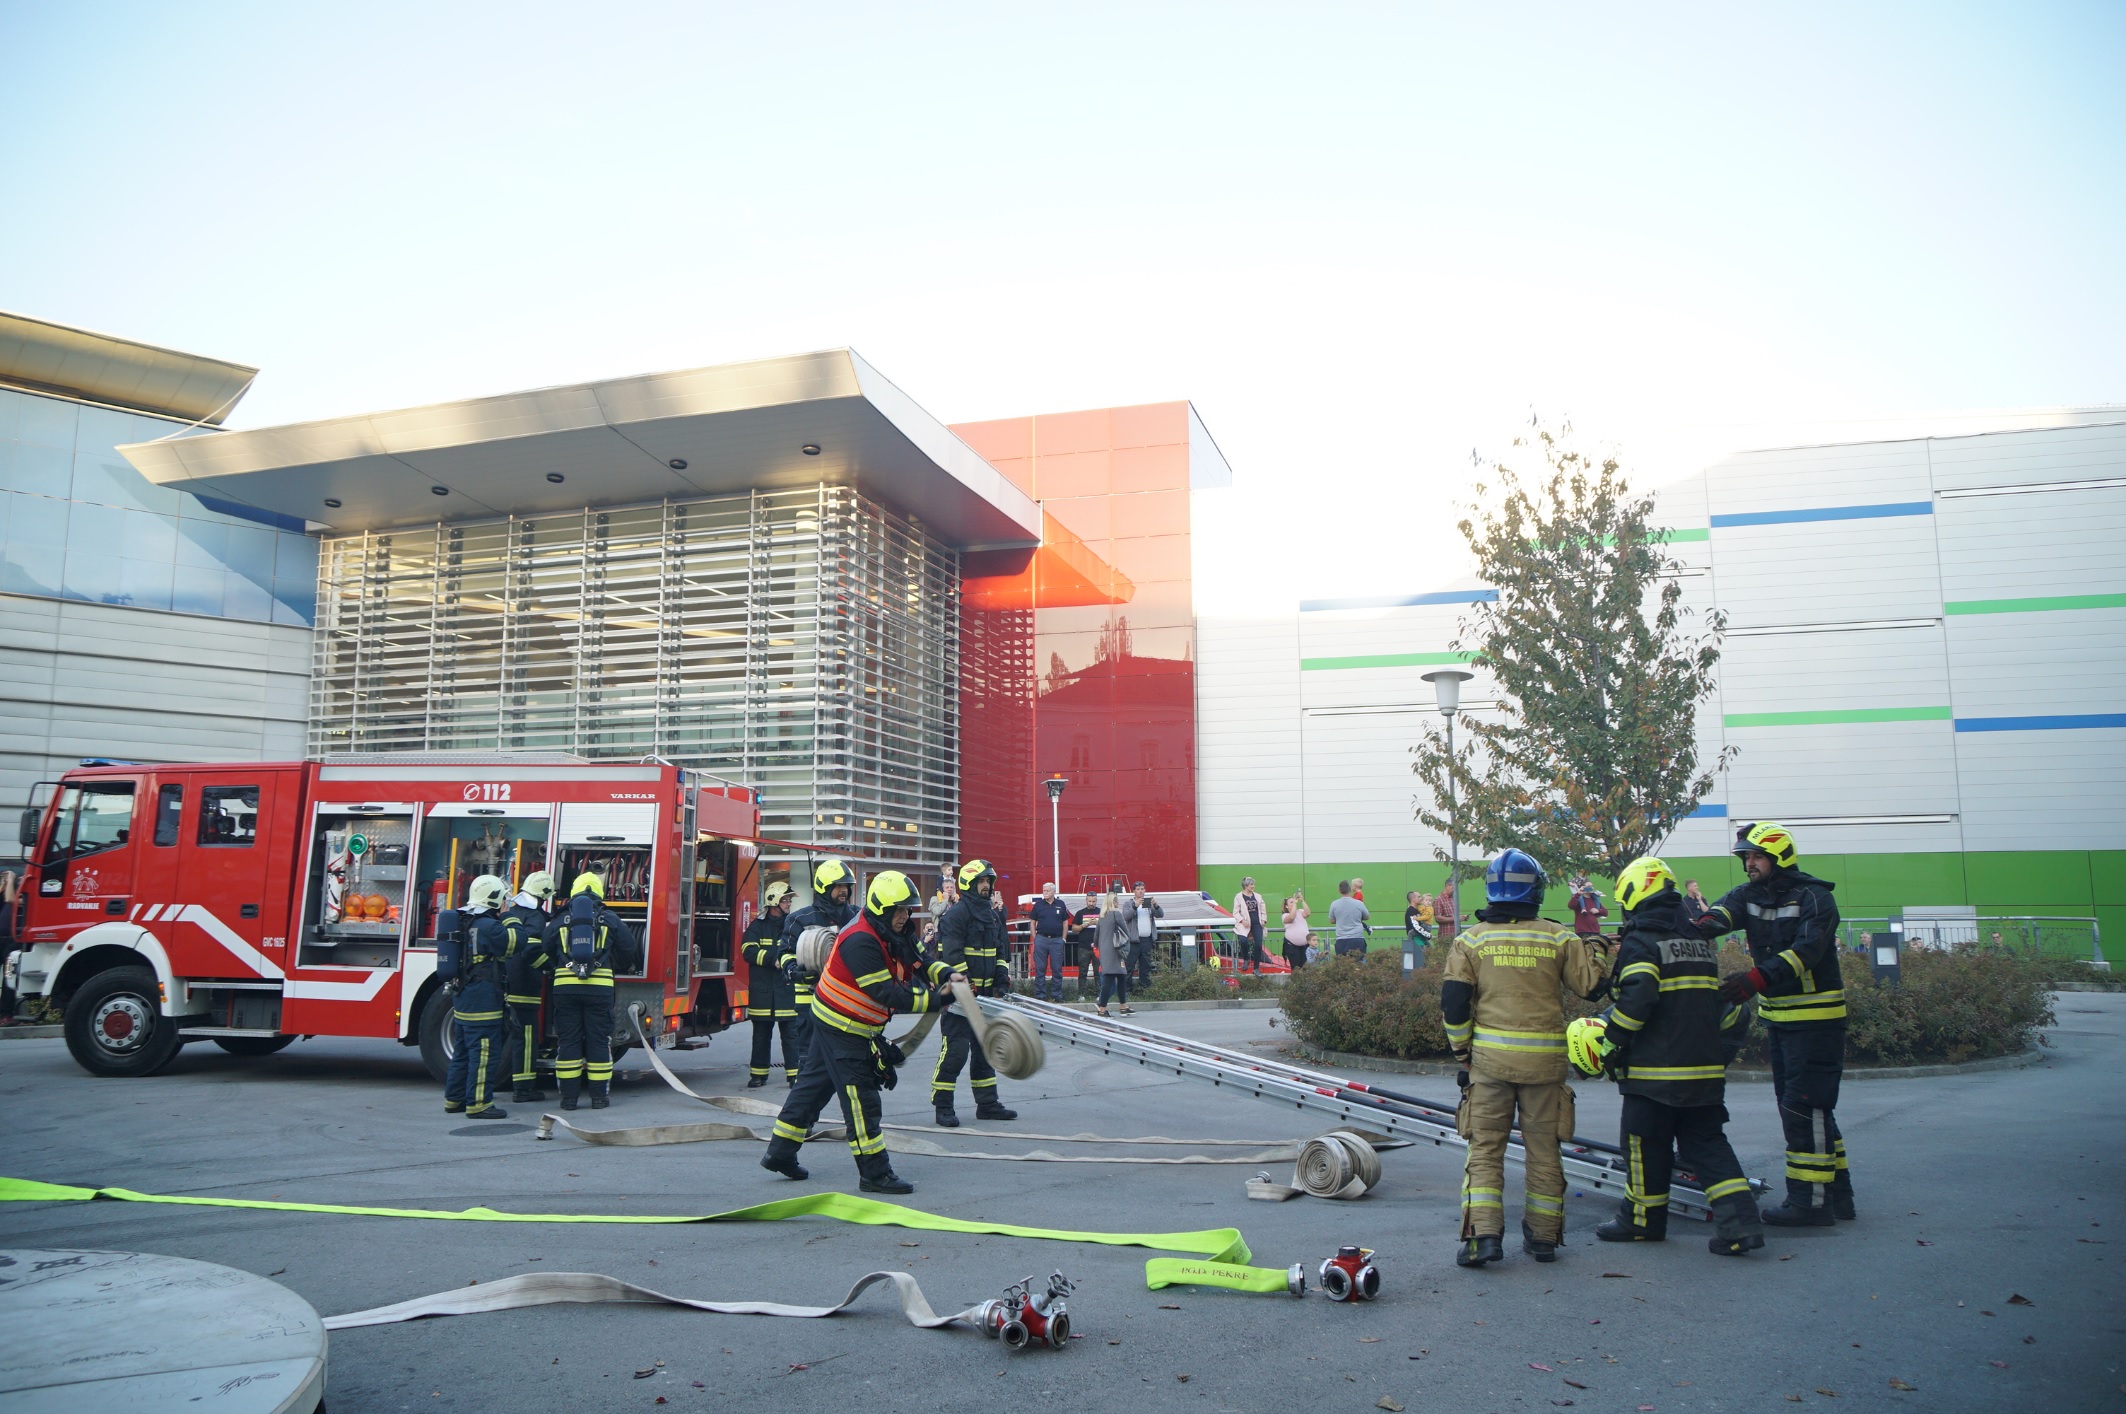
left=1944, top=593, right=2126, bottom=616
left=1723, top=706, right=1953, bottom=727
left=1301, top=651, right=1479, bottom=672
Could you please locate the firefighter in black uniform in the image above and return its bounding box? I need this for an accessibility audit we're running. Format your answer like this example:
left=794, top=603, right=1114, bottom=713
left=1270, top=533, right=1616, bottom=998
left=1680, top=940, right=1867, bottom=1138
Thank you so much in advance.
left=504, top=870, right=557, bottom=1104
left=1571, top=856, right=1765, bottom=1255
left=777, top=857, right=857, bottom=1073
left=759, top=870, right=957, bottom=1194
left=1690, top=822, right=1854, bottom=1225
left=440, top=874, right=512, bottom=1119
left=929, top=858, right=1018, bottom=1127
left=741, top=881, right=800, bottom=1087
left=545, top=871, right=641, bottom=1111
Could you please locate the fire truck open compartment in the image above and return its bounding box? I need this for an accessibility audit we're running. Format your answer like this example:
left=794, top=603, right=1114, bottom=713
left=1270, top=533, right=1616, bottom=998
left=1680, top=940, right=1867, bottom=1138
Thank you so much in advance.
left=300, top=807, right=412, bottom=969
left=411, top=804, right=552, bottom=941
left=556, top=802, right=654, bottom=978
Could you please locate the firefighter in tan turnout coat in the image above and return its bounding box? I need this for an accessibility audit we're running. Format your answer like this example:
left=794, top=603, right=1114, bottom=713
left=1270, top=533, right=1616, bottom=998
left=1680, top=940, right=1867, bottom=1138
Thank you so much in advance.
left=1442, top=849, right=1609, bottom=1268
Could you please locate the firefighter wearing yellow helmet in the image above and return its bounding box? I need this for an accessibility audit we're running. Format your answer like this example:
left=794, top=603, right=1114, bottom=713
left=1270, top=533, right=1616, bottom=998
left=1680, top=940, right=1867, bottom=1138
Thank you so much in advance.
left=740, top=880, right=801, bottom=1087
left=504, top=870, right=560, bottom=1103
left=543, top=870, right=643, bottom=1110
left=1689, top=823, right=1853, bottom=1226
left=1589, top=856, right=1765, bottom=1255
left=776, top=858, right=860, bottom=1075
left=760, top=870, right=958, bottom=1194
left=929, top=859, right=1018, bottom=1127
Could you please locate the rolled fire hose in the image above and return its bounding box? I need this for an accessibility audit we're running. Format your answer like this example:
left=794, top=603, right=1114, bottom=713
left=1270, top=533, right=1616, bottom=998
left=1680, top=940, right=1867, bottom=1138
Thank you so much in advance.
left=0, top=1176, right=1303, bottom=1296
left=1244, top=1130, right=1384, bottom=1202
left=325, top=1267, right=1005, bottom=1333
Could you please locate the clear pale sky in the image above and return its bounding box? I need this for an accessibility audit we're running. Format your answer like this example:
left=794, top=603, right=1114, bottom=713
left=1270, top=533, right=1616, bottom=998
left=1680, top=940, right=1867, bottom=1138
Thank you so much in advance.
left=4, top=2, right=2121, bottom=609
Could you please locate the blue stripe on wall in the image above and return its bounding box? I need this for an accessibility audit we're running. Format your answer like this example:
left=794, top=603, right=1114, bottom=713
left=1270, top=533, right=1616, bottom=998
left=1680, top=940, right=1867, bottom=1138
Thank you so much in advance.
left=1709, top=501, right=1933, bottom=529
left=1300, top=589, right=1498, bottom=612
left=1954, top=713, right=2126, bottom=733
left=190, top=492, right=313, bottom=535
left=1687, top=803, right=1728, bottom=818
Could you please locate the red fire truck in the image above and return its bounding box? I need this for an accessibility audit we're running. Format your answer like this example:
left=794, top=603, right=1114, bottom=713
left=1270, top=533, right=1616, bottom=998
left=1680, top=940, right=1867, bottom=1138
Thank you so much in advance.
left=8, top=754, right=776, bottom=1080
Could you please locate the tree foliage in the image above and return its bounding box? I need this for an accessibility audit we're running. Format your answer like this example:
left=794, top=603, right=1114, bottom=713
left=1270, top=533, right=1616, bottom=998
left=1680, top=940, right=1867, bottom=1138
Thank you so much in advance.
left=1412, top=422, right=1728, bottom=881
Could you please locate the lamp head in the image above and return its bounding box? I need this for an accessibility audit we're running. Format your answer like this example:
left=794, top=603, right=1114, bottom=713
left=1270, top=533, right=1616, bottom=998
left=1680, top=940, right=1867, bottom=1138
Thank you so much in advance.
left=1044, top=774, right=1069, bottom=803
left=1421, top=668, right=1476, bottom=716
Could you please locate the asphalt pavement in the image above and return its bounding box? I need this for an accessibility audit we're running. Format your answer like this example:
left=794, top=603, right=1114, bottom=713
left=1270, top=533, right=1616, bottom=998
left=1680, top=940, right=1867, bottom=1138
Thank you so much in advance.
left=1, top=995, right=2120, bottom=1413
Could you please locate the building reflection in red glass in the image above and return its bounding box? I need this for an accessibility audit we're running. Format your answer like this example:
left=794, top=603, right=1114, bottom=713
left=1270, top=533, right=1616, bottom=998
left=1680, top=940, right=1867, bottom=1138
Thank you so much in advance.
left=954, top=402, right=1226, bottom=913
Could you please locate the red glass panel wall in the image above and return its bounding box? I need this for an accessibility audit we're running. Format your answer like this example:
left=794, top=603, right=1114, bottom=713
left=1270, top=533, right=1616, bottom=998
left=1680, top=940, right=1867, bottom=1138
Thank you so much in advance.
left=954, top=403, right=1199, bottom=914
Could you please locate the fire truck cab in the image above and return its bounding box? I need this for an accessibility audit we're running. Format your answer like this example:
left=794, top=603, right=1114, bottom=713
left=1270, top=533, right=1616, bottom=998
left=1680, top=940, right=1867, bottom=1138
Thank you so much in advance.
left=9, top=754, right=768, bottom=1080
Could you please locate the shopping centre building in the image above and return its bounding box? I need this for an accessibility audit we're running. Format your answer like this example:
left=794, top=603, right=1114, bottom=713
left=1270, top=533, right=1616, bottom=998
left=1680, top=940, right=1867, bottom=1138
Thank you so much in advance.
left=2, top=311, right=2120, bottom=957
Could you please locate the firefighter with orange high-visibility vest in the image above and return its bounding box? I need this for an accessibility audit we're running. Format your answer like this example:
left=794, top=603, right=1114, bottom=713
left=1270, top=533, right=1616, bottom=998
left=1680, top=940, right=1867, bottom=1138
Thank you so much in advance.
left=759, top=870, right=956, bottom=1194
left=1687, top=822, right=1854, bottom=1226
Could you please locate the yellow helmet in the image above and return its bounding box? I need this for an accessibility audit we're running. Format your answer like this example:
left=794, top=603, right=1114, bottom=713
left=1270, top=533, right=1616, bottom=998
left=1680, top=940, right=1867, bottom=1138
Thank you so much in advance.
left=1615, top=856, right=1677, bottom=913
left=812, top=858, right=854, bottom=895
left=1566, top=1013, right=1614, bottom=1079
left=571, top=871, right=605, bottom=898
left=957, top=858, right=997, bottom=891
left=764, top=880, right=793, bottom=908
left=866, top=869, right=918, bottom=916
left=1732, top=822, right=1797, bottom=870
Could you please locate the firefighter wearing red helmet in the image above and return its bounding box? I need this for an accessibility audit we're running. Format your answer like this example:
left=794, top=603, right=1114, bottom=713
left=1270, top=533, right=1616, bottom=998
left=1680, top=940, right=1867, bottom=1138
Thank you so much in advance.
left=929, top=858, right=1018, bottom=1128
left=741, top=881, right=801, bottom=1087
left=760, top=870, right=958, bottom=1194
left=1689, top=822, right=1854, bottom=1226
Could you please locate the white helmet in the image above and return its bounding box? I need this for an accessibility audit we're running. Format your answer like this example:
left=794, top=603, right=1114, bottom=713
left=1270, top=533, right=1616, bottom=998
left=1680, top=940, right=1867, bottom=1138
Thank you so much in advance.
left=519, top=870, right=558, bottom=903
left=466, top=874, right=508, bottom=912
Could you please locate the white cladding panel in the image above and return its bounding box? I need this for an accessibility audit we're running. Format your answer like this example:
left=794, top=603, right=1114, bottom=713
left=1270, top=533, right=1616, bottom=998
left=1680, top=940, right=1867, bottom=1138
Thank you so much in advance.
left=1925, top=421, right=2126, bottom=492
left=1945, top=612, right=2126, bottom=719
left=1711, top=516, right=1942, bottom=628
left=1196, top=617, right=1306, bottom=864
left=1299, top=707, right=1444, bottom=862
left=1955, top=730, right=2126, bottom=851
left=1935, top=486, right=2126, bottom=602
left=1720, top=624, right=1950, bottom=715
left=1706, top=441, right=1932, bottom=514
left=1725, top=720, right=1961, bottom=818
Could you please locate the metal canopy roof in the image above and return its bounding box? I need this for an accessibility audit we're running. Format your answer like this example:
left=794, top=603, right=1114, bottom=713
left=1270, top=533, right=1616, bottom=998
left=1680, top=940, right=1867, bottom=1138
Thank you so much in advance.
left=0, top=309, right=257, bottom=424
left=117, top=348, right=1041, bottom=550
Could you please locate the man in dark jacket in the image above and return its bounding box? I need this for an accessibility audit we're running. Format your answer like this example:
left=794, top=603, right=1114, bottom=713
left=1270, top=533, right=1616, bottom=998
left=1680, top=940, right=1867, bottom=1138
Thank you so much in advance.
left=1027, top=883, right=1071, bottom=1002
left=1689, top=823, right=1854, bottom=1226
left=929, top=858, right=1017, bottom=1127
left=1581, top=856, right=1764, bottom=1255
left=503, top=870, right=558, bottom=1103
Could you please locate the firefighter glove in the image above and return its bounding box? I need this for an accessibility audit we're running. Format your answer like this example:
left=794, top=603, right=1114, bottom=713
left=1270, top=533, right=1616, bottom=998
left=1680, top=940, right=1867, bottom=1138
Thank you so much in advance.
left=1719, top=968, right=1766, bottom=1003
left=780, top=957, right=802, bottom=985
left=1456, top=1065, right=1470, bottom=1091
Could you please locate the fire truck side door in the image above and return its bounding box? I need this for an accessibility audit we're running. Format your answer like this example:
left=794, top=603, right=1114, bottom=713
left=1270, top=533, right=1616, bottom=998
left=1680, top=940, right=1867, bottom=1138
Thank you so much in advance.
left=175, top=771, right=291, bottom=976
left=41, top=779, right=141, bottom=925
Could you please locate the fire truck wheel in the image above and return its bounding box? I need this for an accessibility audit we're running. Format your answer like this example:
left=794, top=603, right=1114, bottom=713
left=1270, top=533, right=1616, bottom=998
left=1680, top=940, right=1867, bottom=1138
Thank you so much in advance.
left=64, top=966, right=181, bottom=1078
left=213, top=1035, right=297, bottom=1057
left=416, top=990, right=454, bottom=1084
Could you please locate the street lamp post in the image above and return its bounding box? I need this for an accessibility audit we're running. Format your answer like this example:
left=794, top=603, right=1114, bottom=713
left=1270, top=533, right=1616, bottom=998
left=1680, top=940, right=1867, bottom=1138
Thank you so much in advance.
left=1422, top=669, right=1476, bottom=934
left=1043, top=774, right=1068, bottom=892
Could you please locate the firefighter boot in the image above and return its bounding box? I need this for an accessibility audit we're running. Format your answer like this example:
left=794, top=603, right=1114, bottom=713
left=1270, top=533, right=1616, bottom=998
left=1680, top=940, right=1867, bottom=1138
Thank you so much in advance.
left=1521, top=1220, right=1558, bottom=1263
left=860, top=1169, right=915, bottom=1195
left=933, top=1103, right=961, bottom=1128
left=746, top=1075, right=769, bottom=1089
left=443, top=1101, right=465, bottom=1114
left=1455, top=1234, right=1504, bottom=1268
left=759, top=1152, right=809, bottom=1181
left=975, top=1095, right=1018, bottom=1122
left=1596, top=1199, right=1668, bottom=1242
left=1761, top=1198, right=1834, bottom=1227
left=465, top=1105, right=510, bottom=1120
left=513, top=1087, right=546, bottom=1103
left=1708, top=1192, right=1767, bottom=1255
left=590, top=1086, right=610, bottom=1110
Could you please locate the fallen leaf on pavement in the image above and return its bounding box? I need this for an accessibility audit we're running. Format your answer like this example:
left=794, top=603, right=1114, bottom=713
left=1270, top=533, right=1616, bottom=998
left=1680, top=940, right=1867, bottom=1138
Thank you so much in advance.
left=1915, top=1240, right=1933, bottom=1246
left=1565, top=1378, right=1588, bottom=1389
left=267, top=1268, right=286, bottom=1277
left=1376, top=1401, right=1403, bottom=1412
left=1531, top=1363, right=1555, bottom=1371
left=1990, top=1361, right=2009, bottom=1369
left=1815, top=1390, right=1838, bottom=1397
left=634, top=1369, right=656, bottom=1379
left=1359, top=1336, right=1381, bottom=1343
left=1785, top=1397, right=1803, bottom=1404
left=2008, top=1294, right=2034, bottom=1306
left=788, top=1364, right=808, bottom=1372
left=1158, top=1304, right=1180, bottom=1310
left=1108, top=1340, right=1122, bottom=1346
left=898, top=1242, right=919, bottom=1247
left=1889, top=1378, right=1917, bottom=1391
left=1601, top=1272, right=1630, bottom=1279
left=1177, top=1375, right=1191, bottom=1383
left=1589, top=1318, right=1601, bottom=1325
left=691, top=1382, right=704, bottom=1388
left=1779, top=1254, right=1794, bottom=1261
left=1551, top=1403, right=1574, bottom=1408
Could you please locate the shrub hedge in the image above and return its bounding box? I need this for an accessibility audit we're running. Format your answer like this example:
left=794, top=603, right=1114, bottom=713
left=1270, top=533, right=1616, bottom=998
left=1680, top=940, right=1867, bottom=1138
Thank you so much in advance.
left=1279, top=944, right=2056, bottom=1067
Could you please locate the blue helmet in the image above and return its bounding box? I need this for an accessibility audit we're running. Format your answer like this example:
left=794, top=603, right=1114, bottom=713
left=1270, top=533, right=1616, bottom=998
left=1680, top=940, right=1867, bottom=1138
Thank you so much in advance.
left=1485, top=849, right=1547, bottom=907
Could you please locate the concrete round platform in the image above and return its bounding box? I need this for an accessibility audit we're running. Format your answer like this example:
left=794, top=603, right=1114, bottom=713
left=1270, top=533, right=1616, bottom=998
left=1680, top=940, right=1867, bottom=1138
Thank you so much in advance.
left=0, top=1249, right=325, bottom=1412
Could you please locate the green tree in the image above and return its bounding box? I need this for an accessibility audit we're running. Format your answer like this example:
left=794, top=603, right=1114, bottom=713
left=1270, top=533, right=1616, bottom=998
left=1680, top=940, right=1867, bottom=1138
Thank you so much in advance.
left=1412, top=421, right=1729, bottom=883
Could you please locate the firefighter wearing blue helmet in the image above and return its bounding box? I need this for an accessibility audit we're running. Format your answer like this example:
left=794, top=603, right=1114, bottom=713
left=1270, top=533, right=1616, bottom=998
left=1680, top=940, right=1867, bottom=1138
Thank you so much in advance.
left=1440, top=849, right=1608, bottom=1268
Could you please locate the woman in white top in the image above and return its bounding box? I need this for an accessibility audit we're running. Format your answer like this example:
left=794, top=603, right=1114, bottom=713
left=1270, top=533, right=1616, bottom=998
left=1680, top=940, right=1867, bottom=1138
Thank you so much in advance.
left=1281, top=892, right=1313, bottom=971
